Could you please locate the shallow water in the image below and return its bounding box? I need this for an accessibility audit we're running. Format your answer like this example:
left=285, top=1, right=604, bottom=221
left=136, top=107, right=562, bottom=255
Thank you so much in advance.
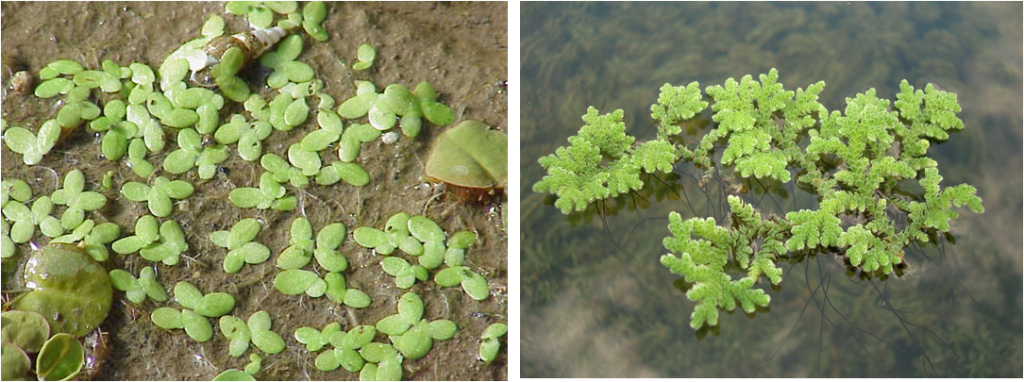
left=2, top=2, right=507, bottom=380
left=522, top=2, right=1021, bottom=377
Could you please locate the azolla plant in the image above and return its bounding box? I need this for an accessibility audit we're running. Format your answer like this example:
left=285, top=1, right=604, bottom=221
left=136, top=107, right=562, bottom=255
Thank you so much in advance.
left=533, top=69, right=983, bottom=329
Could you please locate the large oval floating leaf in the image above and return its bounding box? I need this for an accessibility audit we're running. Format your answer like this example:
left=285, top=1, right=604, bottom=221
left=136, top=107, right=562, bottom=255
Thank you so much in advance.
left=425, top=120, right=507, bottom=189
left=1, top=310, right=51, bottom=353
left=12, top=244, right=112, bottom=337
left=35, top=333, right=85, bottom=381
left=1, top=342, right=31, bottom=380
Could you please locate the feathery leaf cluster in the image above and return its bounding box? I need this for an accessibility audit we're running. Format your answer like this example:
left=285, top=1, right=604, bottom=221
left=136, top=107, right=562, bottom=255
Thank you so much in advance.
left=534, top=69, right=983, bottom=330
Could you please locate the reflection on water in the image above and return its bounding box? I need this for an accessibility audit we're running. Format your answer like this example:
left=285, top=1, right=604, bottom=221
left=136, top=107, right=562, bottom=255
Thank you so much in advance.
left=521, top=2, right=1023, bottom=377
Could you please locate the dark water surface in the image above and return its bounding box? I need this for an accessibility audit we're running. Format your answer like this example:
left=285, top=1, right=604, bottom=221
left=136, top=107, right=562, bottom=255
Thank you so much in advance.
left=522, top=2, right=1021, bottom=377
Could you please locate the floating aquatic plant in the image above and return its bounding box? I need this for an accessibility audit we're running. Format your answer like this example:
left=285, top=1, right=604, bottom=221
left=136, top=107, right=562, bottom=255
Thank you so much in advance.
left=120, top=176, right=194, bottom=218
left=533, top=69, right=984, bottom=330
left=247, top=310, right=287, bottom=354
left=352, top=44, right=376, bottom=71
left=51, top=169, right=108, bottom=230
left=228, top=172, right=298, bottom=211
left=478, top=323, right=507, bottom=363
left=111, top=215, right=189, bottom=265
left=2, top=193, right=61, bottom=243
left=210, top=218, right=272, bottom=273
left=215, top=114, right=274, bottom=161
left=109, top=266, right=169, bottom=304
left=50, top=219, right=121, bottom=261
left=2, top=119, right=61, bottom=165
left=434, top=266, right=490, bottom=301
left=336, top=81, right=453, bottom=137
left=424, top=120, right=508, bottom=191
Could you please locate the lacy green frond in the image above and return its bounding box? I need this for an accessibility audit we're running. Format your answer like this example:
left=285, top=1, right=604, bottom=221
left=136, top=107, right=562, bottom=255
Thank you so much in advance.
left=533, top=137, right=610, bottom=213
left=578, top=107, right=633, bottom=158
left=660, top=252, right=770, bottom=329
left=838, top=224, right=901, bottom=273
left=532, top=69, right=984, bottom=331
left=705, top=68, right=791, bottom=133
left=734, top=150, right=791, bottom=182
left=836, top=89, right=899, bottom=155
left=631, top=140, right=677, bottom=174
left=785, top=209, right=842, bottom=251
left=750, top=239, right=785, bottom=284
left=663, top=212, right=730, bottom=267
left=651, top=82, right=707, bottom=135
left=820, top=191, right=874, bottom=215
left=895, top=80, right=963, bottom=142
left=605, top=158, right=643, bottom=197
left=780, top=81, right=827, bottom=133
left=721, top=129, right=771, bottom=165
left=727, top=195, right=763, bottom=231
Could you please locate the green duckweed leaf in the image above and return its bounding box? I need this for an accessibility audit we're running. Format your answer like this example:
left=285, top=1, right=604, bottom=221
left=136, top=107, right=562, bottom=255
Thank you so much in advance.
left=419, top=240, right=446, bottom=269
left=344, top=289, right=371, bottom=308
left=447, top=231, right=477, bottom=249
left=394, top=322, right=432, bottom=360
left=151, top=307, right=184, bottom=329
left=482, top=323, right=507, bottom=339
left=213, top=369, right=256, bottom=381
left=252, top=330, right=286, bottom=354
left=429, top=320, right=457, bottom=340
left=478, top=337, right=501, bottom=363
left=343, top=325, right=376, bottom=350
left=444, top=247, right=466, bottom=267
left=377, top=354, right=404, bottom=381
left=359, top=342, right=397, bottom=363
left=220, top=315, right=251, bottom=357
left=247, top=5, right=274, bottom=28
left=182, top=309, right=214, bottom=342
left=274, top=269, right=320, bottom=295
left=195, top=293, right=236, bottom=317
left=376, top=315, right=412, bottom=336
left=353, top=44, right=375, bottom=71
left=433, top=266, right=467, bottom=287
left=398, top=292, right=424, bottom=324
left=138, top=266, right=167, bottom=301
left=406, top=216, right=443, bottom=243
left=174, top=282, right=203, bottom=310
left=461, top=271, right=490, bottom=301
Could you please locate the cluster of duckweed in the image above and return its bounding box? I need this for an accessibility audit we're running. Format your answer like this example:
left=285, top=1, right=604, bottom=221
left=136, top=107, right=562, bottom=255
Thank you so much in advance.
left=2, top=1, right=506, bottom=380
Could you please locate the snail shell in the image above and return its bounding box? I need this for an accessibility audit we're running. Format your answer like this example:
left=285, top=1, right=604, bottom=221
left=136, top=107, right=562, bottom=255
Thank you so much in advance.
left=191, top=26, right=291, bottom=87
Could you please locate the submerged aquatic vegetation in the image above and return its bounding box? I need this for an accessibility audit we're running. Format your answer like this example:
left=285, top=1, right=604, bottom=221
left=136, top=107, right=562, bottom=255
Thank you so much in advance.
left=533, top=69, right=983, bottom=330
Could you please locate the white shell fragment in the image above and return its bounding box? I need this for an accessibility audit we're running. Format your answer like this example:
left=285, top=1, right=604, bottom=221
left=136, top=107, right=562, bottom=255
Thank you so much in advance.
left=381, top=132, right=399, bottom=144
